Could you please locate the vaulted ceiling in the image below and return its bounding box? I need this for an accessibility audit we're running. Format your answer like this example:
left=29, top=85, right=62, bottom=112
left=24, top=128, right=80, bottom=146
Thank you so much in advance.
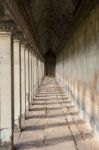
left=0, top=0, right=83, bottom=56
left=30, top=0, right=82, bottom=55
left=20, top=0, right=81, bottom=55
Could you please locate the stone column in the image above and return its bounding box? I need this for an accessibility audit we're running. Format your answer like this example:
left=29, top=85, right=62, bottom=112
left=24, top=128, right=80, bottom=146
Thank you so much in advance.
left=43, top=62, right=45, bottom=76
left=33, top=53, right=37, bottom=98
left=41, top=61, right=43, bottom=81
left=0, top=21, right=15, bottom=149
left=39, top=60, right=42, bottom=84
left=42, top=61, right=44, bottom=78
left=20, top=41, right=25, bottom=129
left=32, top=51, right=35, bottom=100
left=41, top=61, right=42, bottom=79
left=13, top=33, right=21, bottom=133
left=37, top=58, right=40, bottom=87
left=30, top=50, right=32, bottom=103
left=31, top=50, right=33, bottom=103
left=36, top=56, right=39, bottom=89
left=41, top=61, right=43, bottom=80
left=29, top=48, right=32, bottom=110
left=25, top=47, right=29, bottom=118
left=39, top=59, right=41, bottom=85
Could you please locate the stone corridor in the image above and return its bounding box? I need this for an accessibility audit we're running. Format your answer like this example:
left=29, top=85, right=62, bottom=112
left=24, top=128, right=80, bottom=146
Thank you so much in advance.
left=1, top=1, right=99, bottom=150
left=15, top=77, right=99, bottom=150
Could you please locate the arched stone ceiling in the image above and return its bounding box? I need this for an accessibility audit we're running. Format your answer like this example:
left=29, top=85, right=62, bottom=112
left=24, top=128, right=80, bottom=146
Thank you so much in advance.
left=29, top=0, right=81, bottom=55
left=0, top=0, right=83, bottom=56
left=30, top=0, right=82, bottom=54
left=15, top=0, right=82, bottom=55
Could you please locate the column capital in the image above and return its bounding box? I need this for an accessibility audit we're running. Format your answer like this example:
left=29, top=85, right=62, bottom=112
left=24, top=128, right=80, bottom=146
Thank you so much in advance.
left=22, top=38, right=29, bottom=45
left=25, top=43, right=32, bottom=50
left=0, top=20, right=16, bottom=32
left=31, top=50, right=34, bottom=54
left=13, top=31, right=23, bottom=41
left=21, top=41, right=25, bottom=47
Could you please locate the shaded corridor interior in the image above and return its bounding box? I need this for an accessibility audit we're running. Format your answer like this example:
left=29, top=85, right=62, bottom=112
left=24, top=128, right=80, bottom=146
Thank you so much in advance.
left=0, top=1, right=99, bottom=150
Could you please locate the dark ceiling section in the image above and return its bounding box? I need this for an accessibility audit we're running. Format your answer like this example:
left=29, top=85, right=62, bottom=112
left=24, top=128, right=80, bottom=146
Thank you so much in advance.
left=0, top=0, right=82, bottom=56
left=30, top=0, right=49, bottom=55
left=0, top=5, right=4, bottom=18
left=16, top=0, right=81, bottom=55
left=28, top=0, right=81, bottom=55
left=30, top=0, right=81, bottom=54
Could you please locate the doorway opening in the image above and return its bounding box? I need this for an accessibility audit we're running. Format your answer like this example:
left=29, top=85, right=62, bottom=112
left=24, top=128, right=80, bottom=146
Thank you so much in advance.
left=45, top=50, right=56, bottom=77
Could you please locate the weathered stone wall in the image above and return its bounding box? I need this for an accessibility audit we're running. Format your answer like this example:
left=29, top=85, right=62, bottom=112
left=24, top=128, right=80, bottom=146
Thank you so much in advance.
left=56, top=3, right=99, bottom=134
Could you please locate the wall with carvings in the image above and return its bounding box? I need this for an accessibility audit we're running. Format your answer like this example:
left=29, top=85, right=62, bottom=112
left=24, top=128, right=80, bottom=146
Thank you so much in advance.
left=56, top=3, right=99, bottom=134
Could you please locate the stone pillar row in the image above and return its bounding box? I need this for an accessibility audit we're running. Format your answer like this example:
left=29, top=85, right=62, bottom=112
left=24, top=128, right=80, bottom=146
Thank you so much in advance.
left=0, top=21, right=44, bottom=149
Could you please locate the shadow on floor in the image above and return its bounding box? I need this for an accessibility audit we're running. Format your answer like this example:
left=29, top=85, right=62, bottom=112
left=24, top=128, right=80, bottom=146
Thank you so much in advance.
left=32, top=101, right=72, bottom=105
left=23, top=120, right=85, bottom=131
left=26, top=112, right=79, bottom=119
left=30, top=106, right=75, bottom=112
left=30, top=107, right=61, bottom=111
left=15, top=133, right=93, bottom=149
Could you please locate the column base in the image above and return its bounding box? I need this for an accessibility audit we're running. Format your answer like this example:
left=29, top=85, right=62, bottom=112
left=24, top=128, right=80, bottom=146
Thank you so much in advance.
left=13, top=114, right=25, bottom=146
left=0, top=128, right=12, bottom=150
left=0, top=141, right=12, bottom=150
left=14, top=120, right=21, bottom=146
left=20, top=114, right=25, bottom=131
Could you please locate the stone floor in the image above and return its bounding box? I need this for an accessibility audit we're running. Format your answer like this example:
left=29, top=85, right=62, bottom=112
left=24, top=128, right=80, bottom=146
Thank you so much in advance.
left=15, top=77, right=99, bottom=150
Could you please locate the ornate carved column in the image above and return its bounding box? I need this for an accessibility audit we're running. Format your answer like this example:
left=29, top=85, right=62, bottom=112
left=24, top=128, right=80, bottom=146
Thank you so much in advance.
left=0, top=21, right=15, bottom=150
